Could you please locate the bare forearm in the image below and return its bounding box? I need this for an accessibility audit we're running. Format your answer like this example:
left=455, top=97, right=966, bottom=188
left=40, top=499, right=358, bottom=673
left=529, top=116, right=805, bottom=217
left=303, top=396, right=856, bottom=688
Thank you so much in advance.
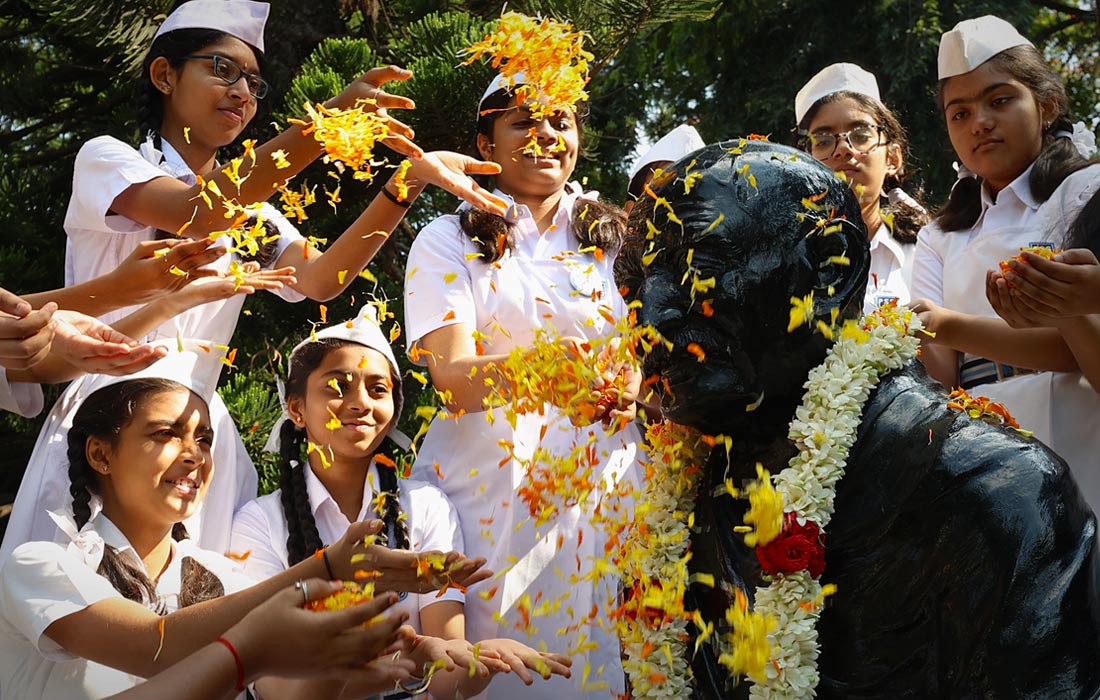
left=918, top=344, right=959, bottom=389
left=22, top=271, right=137, bottom=317
left=937, top=313, right=1078, bottom=372
left=106, top=642, right=240, bottom=700
left=53, top=558, right=325, bottom=679
left=1059, top=316, right=1100, bottom=391
left=291, top=177, right=422, bottom=301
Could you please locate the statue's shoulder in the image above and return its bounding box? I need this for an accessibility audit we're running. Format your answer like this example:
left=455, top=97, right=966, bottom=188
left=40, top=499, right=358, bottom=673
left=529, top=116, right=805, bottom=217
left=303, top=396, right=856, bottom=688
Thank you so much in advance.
left=856, top=361, right=1084, bottom=519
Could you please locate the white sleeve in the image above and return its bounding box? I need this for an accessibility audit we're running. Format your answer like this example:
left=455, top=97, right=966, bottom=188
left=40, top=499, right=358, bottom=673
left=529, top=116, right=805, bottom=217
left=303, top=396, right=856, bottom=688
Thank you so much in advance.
left=230, top=499, right=291, bottom=582
left=403, top=216, right=478, bottom=363
left=0, top=370, right=44, bottom=418
left=64, top=136, right=174, bottom=235
left=0, top=542, right=120, bottom=661
left=405, top=482, right=465, bottom=609
left=909, top=224, right=946, bottom=307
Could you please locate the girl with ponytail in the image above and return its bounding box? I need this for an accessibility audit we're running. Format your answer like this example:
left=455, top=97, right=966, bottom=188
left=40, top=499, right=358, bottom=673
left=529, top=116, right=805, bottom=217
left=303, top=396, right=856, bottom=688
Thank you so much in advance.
left=231, top=309, right=570, bottom=699
left=795, top=62, right=929, bottom=312
left=908, top=15, right=1100, bottom=512
left=0, top=353, right=407, bottom=700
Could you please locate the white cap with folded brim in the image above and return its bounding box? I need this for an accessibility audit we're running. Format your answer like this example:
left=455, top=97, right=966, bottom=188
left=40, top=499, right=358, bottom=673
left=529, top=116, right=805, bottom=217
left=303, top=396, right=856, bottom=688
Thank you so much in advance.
left=628, top=125, right=706, bottom=181
left=477, top=71, right=530, bottom=121
left=75, top=339, right=226, bottom=406
left=938, top=15, right=1033, bottom=79
left=794, top=63, right=881, bottom=125
left=0, top=340, right=229, bottom=563
left=153, top=0, right=270, bottom=53
left=265, top=306, right=409, bottom=453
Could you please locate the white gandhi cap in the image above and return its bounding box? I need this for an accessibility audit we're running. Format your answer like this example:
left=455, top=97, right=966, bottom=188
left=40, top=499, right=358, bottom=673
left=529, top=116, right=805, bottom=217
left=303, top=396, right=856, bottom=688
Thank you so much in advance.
left=477, top=71, right=530, bottom=121
left=794, top=63, right=881, bottom=125
left=628, top=125, right=705, bottom=181
left=938, top=15, right=1033, bottom=79
left=153, top=0, right=270, bottom=53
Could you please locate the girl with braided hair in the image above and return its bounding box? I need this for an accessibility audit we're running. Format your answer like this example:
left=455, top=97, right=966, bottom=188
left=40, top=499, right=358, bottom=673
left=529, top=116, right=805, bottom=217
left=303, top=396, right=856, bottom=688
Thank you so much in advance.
left=0, top=350, right=409, bottom=700
left=231, top=309, right=571, bottom=699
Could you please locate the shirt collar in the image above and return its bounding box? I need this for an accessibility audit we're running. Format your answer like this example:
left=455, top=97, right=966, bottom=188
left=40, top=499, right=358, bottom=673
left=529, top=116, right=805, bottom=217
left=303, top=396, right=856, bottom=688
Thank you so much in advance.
left=456, top=181, right=588, bottom=227
left=302, top=461, right=377, bottom=522
left=869, top=223, right=908, bottom=264
left=137, top=132, right=199, bottom=183
left=980, top=163, right=1039, bottom=212
left=88, top=514, right=163, bottom=575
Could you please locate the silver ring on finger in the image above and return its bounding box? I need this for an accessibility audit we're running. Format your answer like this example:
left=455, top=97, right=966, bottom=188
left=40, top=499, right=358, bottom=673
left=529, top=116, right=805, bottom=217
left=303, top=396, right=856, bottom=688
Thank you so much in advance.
left=295, top=578, right=309, bottom=605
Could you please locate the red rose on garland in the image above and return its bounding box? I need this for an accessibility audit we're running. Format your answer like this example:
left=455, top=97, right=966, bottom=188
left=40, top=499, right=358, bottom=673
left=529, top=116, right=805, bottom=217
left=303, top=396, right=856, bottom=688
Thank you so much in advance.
left=756, top=513, right=825, bottom=578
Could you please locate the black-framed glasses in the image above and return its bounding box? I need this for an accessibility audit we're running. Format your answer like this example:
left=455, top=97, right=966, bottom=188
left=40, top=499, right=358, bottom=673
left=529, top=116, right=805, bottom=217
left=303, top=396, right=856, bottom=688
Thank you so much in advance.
left=805, top=124, right=885, bottom=156
left=182, top=54, right=268, bottom=100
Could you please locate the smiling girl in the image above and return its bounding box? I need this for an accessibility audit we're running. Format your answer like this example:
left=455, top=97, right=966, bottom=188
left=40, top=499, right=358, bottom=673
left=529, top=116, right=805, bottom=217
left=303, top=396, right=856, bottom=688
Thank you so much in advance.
left=795, top=62, right=928, bottom=312
left=0, top=350, right=408, bottom=700
left=230, top=309, right=570, bottom=699
left=5, top=0, right=507, bottom=557
left=909, top=15, right=1100, bottom=510
left=402, top=75, right=643, bottom=699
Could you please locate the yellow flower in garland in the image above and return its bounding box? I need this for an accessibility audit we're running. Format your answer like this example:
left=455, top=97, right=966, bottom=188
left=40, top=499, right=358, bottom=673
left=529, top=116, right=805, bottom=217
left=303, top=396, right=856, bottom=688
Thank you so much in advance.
left=462, top=11, right=593, bottom=122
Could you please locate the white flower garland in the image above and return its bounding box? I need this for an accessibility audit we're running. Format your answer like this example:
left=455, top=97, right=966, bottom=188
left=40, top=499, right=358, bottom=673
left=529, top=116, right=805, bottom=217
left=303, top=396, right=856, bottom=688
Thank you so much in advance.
left=747, top=306, right=922, bottom=699
left=618, top=423, right=709, bottom=699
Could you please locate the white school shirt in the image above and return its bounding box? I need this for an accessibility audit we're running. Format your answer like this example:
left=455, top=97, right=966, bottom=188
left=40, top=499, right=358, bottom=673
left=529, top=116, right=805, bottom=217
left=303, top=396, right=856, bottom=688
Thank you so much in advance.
left=0, top=515, right=256, bottom=700
left=0, top=370, right=43, bottom=418
left=7, top=134, right=309, bottom=558
left=63, top=134, right=306, bottom=343
left=864, top=223, right=914, bottom=313
left=911, top=163, right=1100, bottom=513
left=403, top=185, right=642, bottom=700
left=229, top=461, right=465, bottom=632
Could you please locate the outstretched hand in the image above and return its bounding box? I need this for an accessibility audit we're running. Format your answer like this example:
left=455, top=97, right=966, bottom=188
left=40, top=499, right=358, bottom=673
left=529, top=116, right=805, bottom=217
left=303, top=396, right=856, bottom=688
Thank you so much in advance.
left=328, top=520, right=492, bottom=594
left=50, top=311, right=166, bottom=375
left=0, top=289, right=55, bottom=370
left=406, top=152, right=509, bottom=216
left=225, top=578, right=408, bottom=682
left=113, top=238, right=227, bottom=304
left=328, top=65, right=423, bottom=160
left=994, top=248, right=1100, bottom=319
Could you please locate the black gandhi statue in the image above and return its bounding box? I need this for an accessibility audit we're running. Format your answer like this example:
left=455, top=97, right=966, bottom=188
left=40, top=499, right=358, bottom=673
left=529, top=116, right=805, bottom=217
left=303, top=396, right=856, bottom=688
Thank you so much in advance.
left=616, top=140, right=1100, bottom=699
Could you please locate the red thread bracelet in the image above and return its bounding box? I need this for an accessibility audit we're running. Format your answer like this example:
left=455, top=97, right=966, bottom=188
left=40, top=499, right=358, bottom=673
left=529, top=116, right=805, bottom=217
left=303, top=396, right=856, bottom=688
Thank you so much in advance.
left=216, top=637, right=246, bottom=692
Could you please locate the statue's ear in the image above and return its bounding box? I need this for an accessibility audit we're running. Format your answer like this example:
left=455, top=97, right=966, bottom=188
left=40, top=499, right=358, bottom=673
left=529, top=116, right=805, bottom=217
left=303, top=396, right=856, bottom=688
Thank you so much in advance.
left=799, top=216, right=869, bottom=316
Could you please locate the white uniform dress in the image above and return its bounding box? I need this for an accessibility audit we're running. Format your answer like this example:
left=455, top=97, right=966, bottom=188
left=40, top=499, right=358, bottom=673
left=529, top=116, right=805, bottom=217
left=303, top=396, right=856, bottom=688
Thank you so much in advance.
left=403, top=185, right=643, bottom=700
left=0, top=371, right=43, bottom=418
left=0, top=513, right=256, bottom=700
left=911, top=163, right=1100, bottom=512
left=229, top=460, right=465, bottom=636
left=1, top=135, right=305, bottom=560
left=864, top=223, right=915, bottom=313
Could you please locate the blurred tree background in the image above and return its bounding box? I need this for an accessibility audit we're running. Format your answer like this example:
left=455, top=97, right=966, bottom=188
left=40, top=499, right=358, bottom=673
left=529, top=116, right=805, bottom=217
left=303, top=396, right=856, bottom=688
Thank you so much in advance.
left=0, top=0, right=1096, bottom=516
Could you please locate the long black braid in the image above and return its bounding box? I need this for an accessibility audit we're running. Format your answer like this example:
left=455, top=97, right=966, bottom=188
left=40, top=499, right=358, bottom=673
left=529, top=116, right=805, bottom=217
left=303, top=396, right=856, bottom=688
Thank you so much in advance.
left=279, top=339, right=410, bottom=565
left=67, top=379, right=210, bottom=614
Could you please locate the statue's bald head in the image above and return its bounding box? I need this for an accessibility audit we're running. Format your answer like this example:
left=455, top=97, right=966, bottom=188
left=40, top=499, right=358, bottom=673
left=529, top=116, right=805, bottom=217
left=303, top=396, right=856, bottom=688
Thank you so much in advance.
left=617, top=140, right=869, bottom=434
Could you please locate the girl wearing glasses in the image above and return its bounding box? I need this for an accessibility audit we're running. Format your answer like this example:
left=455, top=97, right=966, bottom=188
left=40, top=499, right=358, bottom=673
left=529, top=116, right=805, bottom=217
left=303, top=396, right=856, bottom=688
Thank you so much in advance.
left=909, top=16, right=1100, bottom=512
left=5, top=0, right=507, bottom=558
left=795, top=63, right=928, bottom=313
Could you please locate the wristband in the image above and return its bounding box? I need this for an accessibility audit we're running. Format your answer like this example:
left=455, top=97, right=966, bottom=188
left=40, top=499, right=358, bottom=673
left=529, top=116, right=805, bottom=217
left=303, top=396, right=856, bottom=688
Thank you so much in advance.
left=216, top=636, right=246, bottom=692
left=381, top=186, right=412, bottom=208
